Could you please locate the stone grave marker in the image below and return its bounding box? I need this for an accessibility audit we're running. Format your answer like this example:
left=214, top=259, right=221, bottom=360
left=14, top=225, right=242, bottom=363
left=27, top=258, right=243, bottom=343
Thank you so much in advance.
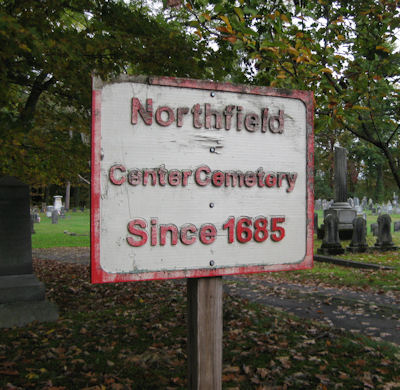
left=394, top=221, right=400, bottom=232
left=347, top=216, right=368, bottom=253
left=361, top=197, right=367, bottom=209
left=46, top=205, right=54, bottom=217
left=318, top=214, right=344, bottom=255
left=0, top=176, right=58, bottom=327
left=368, top=198, right=373, bottom=210
left=374, top=214, right=398, bottom=251
left=322, top=147, right=356, bottom=239
left=51, top=209, right=59, bottom=224
left=30, top=213, right=35, bottom=234
left=54, top=195, right=62, bottom=211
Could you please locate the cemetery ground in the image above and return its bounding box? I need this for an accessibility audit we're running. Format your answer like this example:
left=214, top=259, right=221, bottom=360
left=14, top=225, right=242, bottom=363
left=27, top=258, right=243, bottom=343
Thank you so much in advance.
left=1, top=212, right=400, bottom=389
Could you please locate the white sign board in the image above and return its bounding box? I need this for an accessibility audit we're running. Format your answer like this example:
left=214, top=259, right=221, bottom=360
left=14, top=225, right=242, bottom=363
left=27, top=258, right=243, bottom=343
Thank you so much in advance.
left=91, top=76, right=314, bottom=283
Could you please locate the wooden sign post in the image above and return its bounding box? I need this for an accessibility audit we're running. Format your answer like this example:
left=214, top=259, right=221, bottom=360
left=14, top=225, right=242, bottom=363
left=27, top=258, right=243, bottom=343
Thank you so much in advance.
left=188, top=277, right=222, bottom=389
left=91, top=76, right=314, bottom=388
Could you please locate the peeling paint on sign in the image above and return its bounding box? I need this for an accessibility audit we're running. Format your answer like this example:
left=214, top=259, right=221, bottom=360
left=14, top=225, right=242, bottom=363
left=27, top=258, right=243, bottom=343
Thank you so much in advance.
left=91, top=76, right=314, bottom=283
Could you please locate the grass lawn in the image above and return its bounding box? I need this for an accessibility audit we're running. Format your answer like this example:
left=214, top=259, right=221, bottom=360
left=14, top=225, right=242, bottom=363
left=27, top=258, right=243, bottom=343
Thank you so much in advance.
left=31, top=210, right=90, bottom=248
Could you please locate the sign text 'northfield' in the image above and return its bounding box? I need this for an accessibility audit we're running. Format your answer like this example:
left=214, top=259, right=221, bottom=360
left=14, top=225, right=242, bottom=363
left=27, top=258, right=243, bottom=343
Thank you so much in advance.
left=132, top=98, right=285, bottom=133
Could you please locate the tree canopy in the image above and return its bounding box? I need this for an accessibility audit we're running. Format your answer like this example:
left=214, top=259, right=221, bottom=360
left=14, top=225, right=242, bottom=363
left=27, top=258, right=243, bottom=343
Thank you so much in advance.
left=1, top=0, right=399, bottom=198
left=175, top=0, right=400, bottom=195
left=0, top=0, right=239, bottom=186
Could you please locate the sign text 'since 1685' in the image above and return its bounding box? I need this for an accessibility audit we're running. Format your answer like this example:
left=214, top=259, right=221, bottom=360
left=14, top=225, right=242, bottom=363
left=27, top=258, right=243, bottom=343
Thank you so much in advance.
left=91, top=76, right=314, bottom=283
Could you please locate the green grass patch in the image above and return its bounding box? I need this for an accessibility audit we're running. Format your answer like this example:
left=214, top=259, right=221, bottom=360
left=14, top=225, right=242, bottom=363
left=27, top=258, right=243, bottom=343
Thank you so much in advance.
left=253, top=212, right=400, bottom=292
left=1, top=260, right=399, bottom=389
left=31, top=211, right=90, bottom=248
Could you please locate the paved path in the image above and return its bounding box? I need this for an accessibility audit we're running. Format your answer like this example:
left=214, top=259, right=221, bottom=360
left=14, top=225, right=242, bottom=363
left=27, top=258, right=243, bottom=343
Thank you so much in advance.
left=225, top=275, right=400, bottom=345
left=33, top=248, right=400, bottom=345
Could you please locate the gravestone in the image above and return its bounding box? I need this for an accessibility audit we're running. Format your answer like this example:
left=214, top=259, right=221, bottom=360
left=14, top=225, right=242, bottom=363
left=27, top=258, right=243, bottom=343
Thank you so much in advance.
left=30, top=214, right=35, bottom=234
left=394, top=221, right=400, bottom=232
left=54, top=195, right=63, bottom=211
left=347, top=217, right=368, bottom=253
left=368, top=198, right=373, bottom=210
left=33, top=211, right=40, bottom=223
left=314, top=212, right=318, bottom=230
left=371, top=223, right=378, bottom=236
left=361, top=197, right=367, bottom=209
left=355, top=205, right=363, bottom=214
left=0, top=177, right=58, bottom=327
left=51, top=209, right=59, bottom=224
left=318, top=214, right=345, bottom=255
left=315, top=199, right=322, bottom=210
left=374, top=214, right=398, bottom=251
left=60, top=207, right=66, bottom=219
left=322, top=147, right=356, bottom=239
left=46, top=205, right=54, bottom=217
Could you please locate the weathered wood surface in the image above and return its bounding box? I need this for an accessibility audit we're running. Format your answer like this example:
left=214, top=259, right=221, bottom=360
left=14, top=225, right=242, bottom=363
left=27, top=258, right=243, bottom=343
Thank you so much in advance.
left=187, top=277, right=223, bottom=390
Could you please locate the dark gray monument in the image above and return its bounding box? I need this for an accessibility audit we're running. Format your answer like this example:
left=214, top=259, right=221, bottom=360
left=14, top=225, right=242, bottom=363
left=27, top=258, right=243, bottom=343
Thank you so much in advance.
left=374, top=214, right=398, bottom=251
left=0, top=177, right=58, bottom=327
left=30, top=213, right=35, bottom=234
left=371, top=223, right=378, bottom=236
left=347, top=217, right=368, bottom=253
left=318, top=214, right=345, bottom=255
left=51, top=209, right=59, bottom=224
left=322, top=147, right=357, bottom=239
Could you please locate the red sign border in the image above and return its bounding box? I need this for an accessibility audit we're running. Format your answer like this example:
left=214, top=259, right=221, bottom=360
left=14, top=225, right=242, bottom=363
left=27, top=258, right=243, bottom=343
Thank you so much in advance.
left=91, top=76, right=314, bottom=284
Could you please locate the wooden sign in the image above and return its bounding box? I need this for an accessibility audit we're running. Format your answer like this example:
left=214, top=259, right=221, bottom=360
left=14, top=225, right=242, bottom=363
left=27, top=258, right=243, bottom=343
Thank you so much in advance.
left=91, top=76, right=314, bottom=283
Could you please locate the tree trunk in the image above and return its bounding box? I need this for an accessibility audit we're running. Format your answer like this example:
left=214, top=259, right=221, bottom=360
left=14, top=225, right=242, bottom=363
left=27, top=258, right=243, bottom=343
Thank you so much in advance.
left=375, top=163, right=384, bottom=202
left=65, top=182, right=71, bottom=210
left=381, top=144, right=400, bottom=191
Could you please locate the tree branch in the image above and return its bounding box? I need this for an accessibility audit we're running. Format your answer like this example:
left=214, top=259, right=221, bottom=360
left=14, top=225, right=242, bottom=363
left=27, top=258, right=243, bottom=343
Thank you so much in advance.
left=19, top=73, right=55, bottom=130
left=386, top=124, right=400, bottom=147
